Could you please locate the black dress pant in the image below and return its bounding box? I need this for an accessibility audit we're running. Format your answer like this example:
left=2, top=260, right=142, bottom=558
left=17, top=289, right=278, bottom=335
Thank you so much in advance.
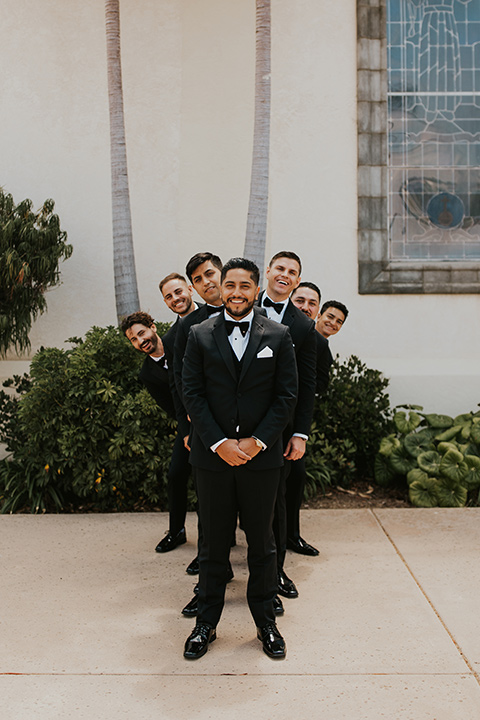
left=273, top=460, right=290, bottom=571
left=195, top=465, right=279, bottom=629
left=167, top=431, right=191, bottom=535
left=285, top=456, right=306, bottom=541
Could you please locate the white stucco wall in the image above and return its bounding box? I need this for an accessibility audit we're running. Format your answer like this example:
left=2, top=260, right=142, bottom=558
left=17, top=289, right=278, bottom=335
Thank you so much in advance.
left=1, top=0, right=479, bottom=415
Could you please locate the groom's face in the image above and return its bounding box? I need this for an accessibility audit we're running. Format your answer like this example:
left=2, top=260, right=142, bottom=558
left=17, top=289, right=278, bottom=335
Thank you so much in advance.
left=221, top=268, right=259, bottom=319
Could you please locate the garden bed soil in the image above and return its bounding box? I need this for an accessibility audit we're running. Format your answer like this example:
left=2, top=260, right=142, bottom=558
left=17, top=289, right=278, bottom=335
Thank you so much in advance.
left=303, top=480, right=410, bottom=509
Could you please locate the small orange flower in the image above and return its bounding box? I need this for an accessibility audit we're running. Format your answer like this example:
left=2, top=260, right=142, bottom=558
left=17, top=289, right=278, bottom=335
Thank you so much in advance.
left=44, top=464, right=50, bottom=472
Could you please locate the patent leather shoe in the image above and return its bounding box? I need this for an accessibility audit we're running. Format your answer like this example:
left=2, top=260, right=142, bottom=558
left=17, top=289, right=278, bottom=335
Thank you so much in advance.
left=287, top=536, right=319, bottom=556
left=184, top=623, right=216, bottom=660
left=257, top=623, right=286, bottom=659
left=273, top=595, right=284, bottom=616
left=277, top=569, right=298, bottom=598
left=182, top=594, right=198, bottom=617
left=186, top=555, right=199, bottom=575
left=155, top=528, right=186, bottom=553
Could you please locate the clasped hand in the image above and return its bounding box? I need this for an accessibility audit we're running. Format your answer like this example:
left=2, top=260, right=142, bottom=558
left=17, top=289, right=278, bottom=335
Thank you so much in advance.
left=216, top=438, right=261, bottom=466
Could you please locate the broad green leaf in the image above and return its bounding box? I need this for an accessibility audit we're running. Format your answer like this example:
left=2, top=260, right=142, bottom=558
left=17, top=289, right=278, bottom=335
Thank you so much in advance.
left=437, top=441, right=459, bottom=455
left=404, top=430, right=435, bottom=458
left=439, top=449, right=468, bottom=483
left=434, top=425, right=462, bottom=442
left=424, top=414, right=454, bottom=429
left=406, top=468, right=429, bottom=486
left=394, top=411, right=422, bottom=434
left=409, top=477, right=439, bottom=507
left=436, top=477, right=468, bottom=507
left=463, top=455, right=480, bottom=489
left=379, top=435, right=400, bottom=457
left=389, top=445, right=416, bottom=475
left=417, top=450, right=442, bottom=476
left=453, top=413, right=473, bottom=425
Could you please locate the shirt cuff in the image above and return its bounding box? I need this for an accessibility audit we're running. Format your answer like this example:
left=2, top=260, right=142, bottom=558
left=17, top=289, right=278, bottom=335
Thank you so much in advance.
left=252, top=436, right=267, bottom=451
left=211, top=438, right=228, bottom=453
left=292, top=433, right=308, bottom=441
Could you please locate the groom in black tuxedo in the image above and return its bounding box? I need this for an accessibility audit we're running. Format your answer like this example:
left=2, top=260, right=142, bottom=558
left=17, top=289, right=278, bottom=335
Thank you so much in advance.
left=181, top=258, right=298, bottom=660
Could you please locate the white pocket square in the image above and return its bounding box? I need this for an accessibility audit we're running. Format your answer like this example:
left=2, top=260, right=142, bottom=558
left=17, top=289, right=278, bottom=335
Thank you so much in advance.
left=257, top=346, right=273, bottom=358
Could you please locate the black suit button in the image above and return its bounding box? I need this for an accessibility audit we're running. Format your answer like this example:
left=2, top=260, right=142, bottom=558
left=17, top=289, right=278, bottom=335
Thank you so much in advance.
left=237, top=392, right=242, bottom=398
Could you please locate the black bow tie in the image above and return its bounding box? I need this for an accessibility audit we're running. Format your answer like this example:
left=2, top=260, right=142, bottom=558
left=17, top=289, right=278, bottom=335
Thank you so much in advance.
left=263, top=296, right=284, bottom=314
left=206, top=304, right=223, bottom=317
left=225, top=320, right=249, bottom=337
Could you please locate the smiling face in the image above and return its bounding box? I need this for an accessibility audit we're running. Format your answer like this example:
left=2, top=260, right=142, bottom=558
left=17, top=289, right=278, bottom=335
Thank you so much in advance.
left=125, top=323, right=162, bottom=356
left=316, top=306, right=346, bottom=338
left=221, top=268, right=259, bottom=319
left=190, top=260, right=222, bottom=305
left=161, top=278, right=194, bottom=317
left=291, top=286, right=320, bottom=319
left=265, top=257, right=301, bottom=301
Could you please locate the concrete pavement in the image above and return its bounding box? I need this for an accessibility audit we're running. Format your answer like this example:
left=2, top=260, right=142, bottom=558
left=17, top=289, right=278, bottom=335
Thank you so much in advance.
left=2, top=509, right=480, bottom=719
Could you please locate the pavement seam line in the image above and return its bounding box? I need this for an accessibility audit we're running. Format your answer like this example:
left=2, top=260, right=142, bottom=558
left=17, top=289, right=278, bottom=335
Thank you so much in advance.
left=370, top=508, right=480, bottom=686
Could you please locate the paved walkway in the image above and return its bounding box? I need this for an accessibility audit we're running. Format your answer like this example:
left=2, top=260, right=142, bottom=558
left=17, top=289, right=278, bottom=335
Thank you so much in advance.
left=2, top=509, right=480, bottom=719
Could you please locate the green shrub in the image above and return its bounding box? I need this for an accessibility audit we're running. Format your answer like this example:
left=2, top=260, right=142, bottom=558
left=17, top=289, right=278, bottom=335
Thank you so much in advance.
left=305, top=355, right=393, bottom=496
left=0, top=324, right=177, bottom=513
left=375, top=405, right=480, bottom=507
left=0, top=190, right=72, bottom=355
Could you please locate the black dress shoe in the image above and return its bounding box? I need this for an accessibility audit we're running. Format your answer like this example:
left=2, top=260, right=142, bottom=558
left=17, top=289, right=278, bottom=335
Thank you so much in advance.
left=186, top=555, right=199, bottom=575
left=184, top=623, right=216, bottom=660
left=182, top=594, right=198, bottom=617
left=257, top=623, right=286, bottom=659
left=155, top=528, right=186, bottom=553
left=287, top=536, right=319, bottom=556
left=273, top=595, right=284, bottom=616
left=277, top=569, right=298, bottom=598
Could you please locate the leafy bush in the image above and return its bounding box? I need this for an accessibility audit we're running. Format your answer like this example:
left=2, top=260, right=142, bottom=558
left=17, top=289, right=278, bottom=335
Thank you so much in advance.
left=0, top=324, right=176, bottom=513
left=375, top=405, right=480, bottom=507
left=0, top=190, right=72, bottom=355
left=305, top=355, right=393, bottom=496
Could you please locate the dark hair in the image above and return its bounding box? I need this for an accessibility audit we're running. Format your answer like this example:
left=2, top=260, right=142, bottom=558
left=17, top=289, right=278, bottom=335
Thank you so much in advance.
left=185, top=252, right=223, bottom=282
left=291, top=281, right=321, bottom=304
left=221, top=257, right=260, bottom=285
left=320, top=300, right=349, bottom=321
left=268, top=251, right=302, bottom=275
left=159, top=272, right=188, bottom=293
left=120, top=311, right=155, bottom=334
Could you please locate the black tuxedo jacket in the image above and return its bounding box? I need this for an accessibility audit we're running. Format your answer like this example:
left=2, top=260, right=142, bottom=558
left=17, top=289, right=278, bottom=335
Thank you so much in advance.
left=316, top=331, right=333, bottom=395
left=182, top=310, right=298, bottom=472
left=258, top=291, right=317, bottom=437
left=138, top=354, right=176, bottom=419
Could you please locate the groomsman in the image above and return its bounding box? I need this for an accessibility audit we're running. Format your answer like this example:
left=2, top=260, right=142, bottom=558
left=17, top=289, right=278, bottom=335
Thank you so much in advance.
left=182, top=258, right=297, bottom=660
left=289, top=282, right=333, bottom=555
left=150, top=273, right=198, bottom=552
left=121, top=307, right=194, bottom=554
left=171, top=253, right=225, bottom=581
left=316, top=300, right=349, bottom=340
left=258, top=252, right=317, bottom=598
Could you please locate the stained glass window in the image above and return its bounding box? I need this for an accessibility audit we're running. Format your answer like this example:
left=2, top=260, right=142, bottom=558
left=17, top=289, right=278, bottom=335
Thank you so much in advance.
left=388, top=0, right=480, bottom=260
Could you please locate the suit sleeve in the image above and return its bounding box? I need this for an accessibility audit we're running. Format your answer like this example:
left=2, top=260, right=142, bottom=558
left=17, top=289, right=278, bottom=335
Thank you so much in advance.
left=252, top=326, right=298, bottom=448
left=316, top=334, right=333, bottom=395
left=292, top=321, right=317, bottom=436
left=182, top=326, right=226, bottom=450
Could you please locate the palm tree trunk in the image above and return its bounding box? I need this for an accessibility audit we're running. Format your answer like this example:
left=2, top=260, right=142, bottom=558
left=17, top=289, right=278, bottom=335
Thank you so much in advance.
left=105, top=0, right=139, bottom=321
left=243, top=0, right=271, bottom=280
